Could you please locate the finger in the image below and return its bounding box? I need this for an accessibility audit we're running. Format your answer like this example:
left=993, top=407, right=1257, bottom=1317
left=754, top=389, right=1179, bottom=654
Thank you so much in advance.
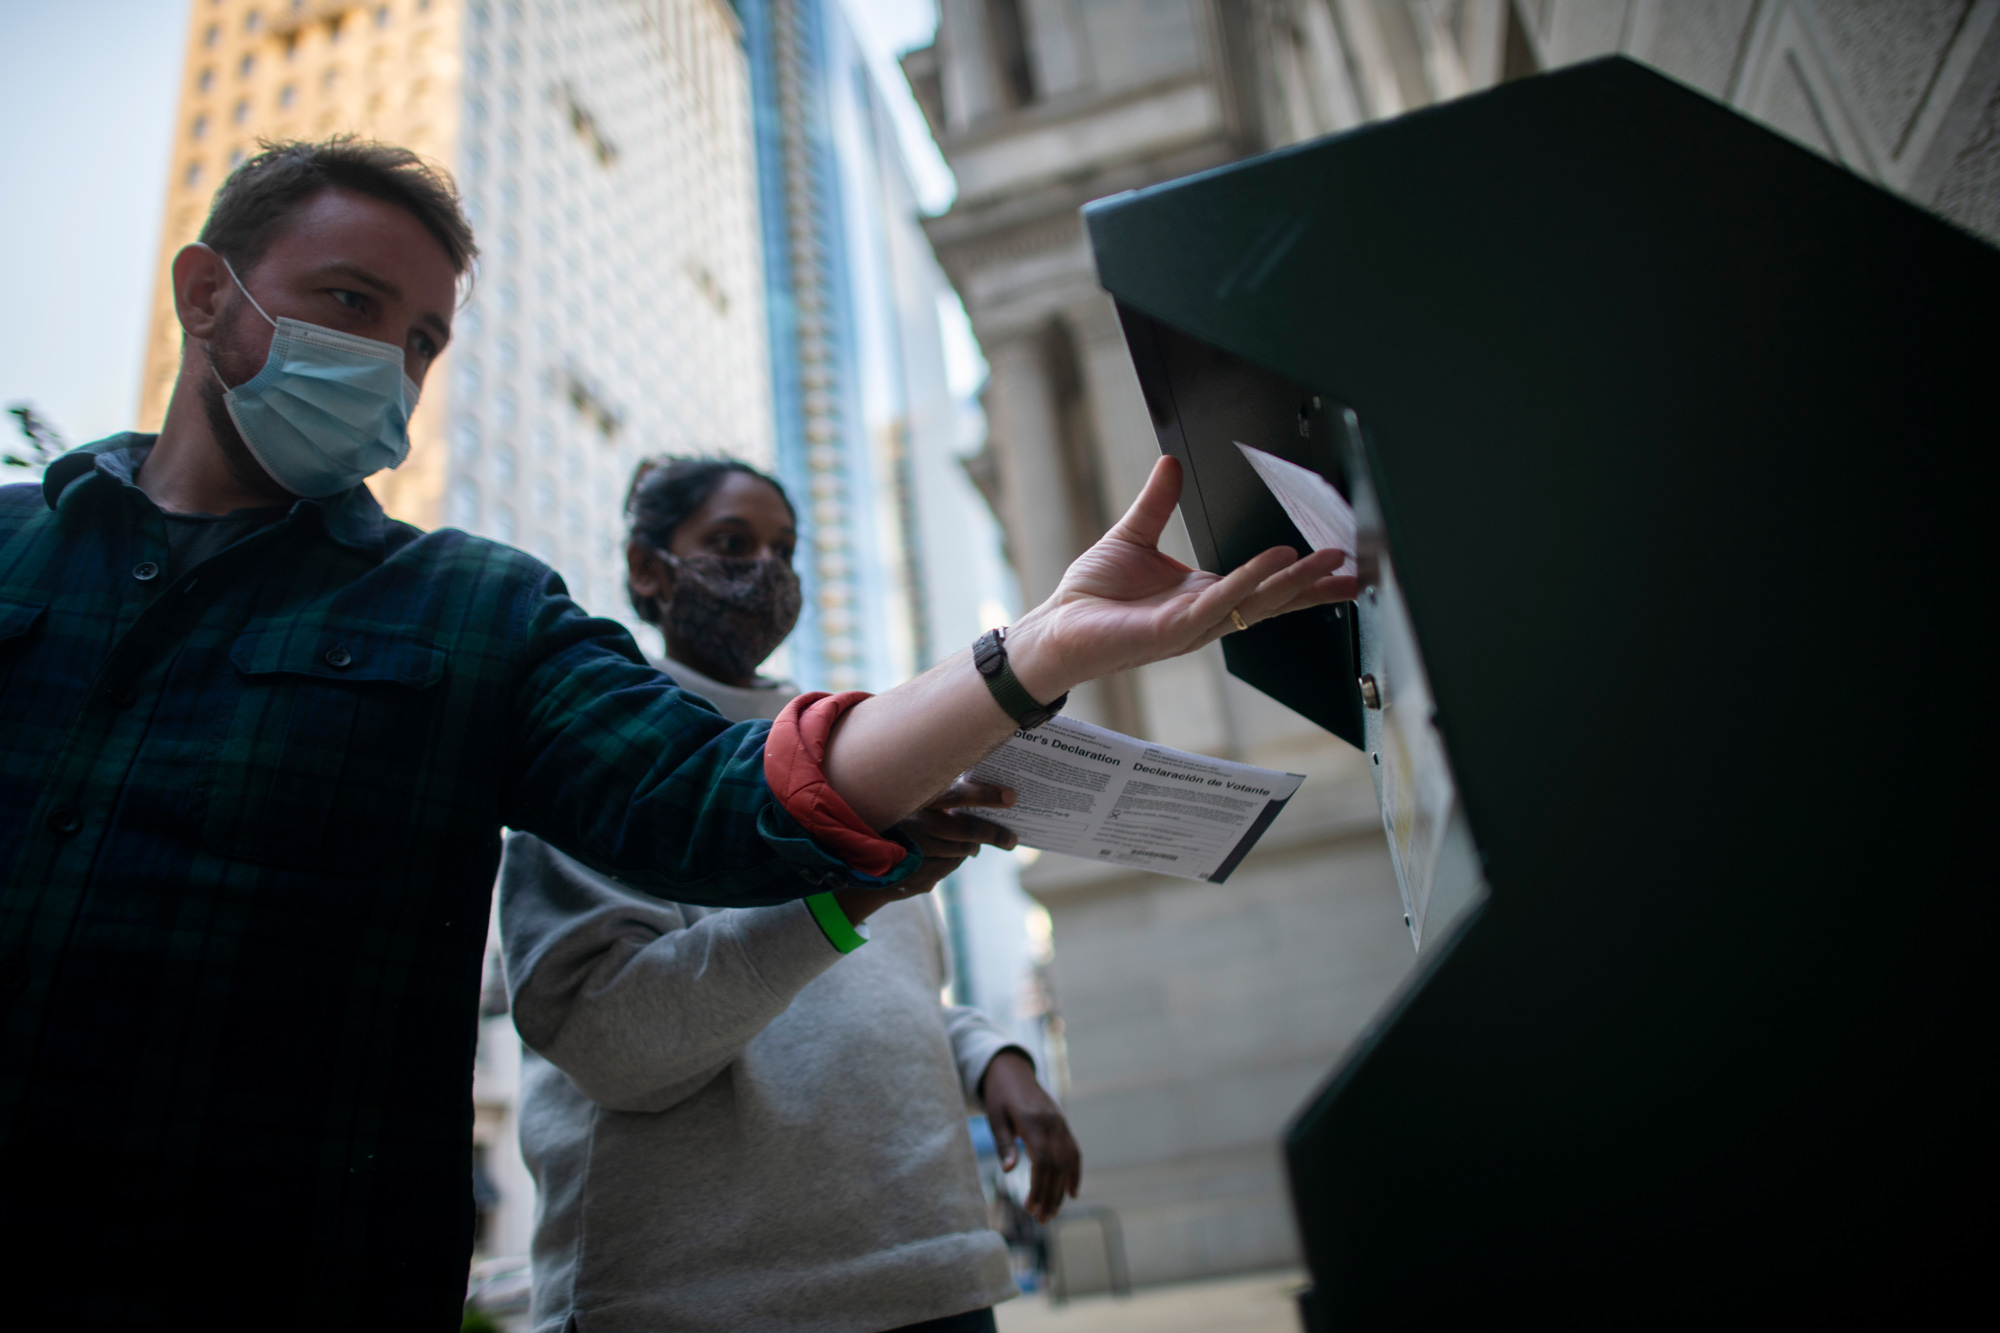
left=906, top=820, right=981, bottom=855
left=1234, top=548, right=1347, bottom=623
left=1102, top=456, right=1182, bottom=550
left=1037, top=1123, right=1080, bottom=1211
left=1263, top=569, right=1361, bottom=619
left=989, top=1108, right=1018, bottom=1173
left=1031, top=1133, right=1069, bottom=1220
left=934, top=779, right=1014, bottom=810
left=1184, top=544, right=1299, bottom=631
left=925, top=812, right=1018, bottom=849
left=1188, top=554, right=1354, bottom=654
left=1035, top=1148, right=1066, bottom=1219
left=907, top=817, right=1012, bottom=857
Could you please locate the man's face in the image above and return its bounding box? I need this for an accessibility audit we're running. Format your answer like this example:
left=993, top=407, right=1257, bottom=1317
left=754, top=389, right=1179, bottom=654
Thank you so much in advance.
left=191, top=186, right=460, bottom=499
left=209, top=185, right=459, bottom=390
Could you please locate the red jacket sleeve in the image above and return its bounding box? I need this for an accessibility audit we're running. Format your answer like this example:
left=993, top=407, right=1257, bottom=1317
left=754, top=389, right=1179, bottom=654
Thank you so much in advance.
left=763, top=691, right=912, bottom=879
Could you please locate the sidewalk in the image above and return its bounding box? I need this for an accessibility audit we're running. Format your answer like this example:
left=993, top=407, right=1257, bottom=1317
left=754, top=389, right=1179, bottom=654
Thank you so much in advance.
left=995, top=1269, right=1307, bottom=1333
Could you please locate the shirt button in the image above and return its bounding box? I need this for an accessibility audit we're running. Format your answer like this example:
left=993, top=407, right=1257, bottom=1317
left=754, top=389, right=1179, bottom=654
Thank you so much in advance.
left=324, top=646, right=353, bottom=668
left=132, top=561, right=160, bottom=581
left=46, top=807, right=82, bottom=837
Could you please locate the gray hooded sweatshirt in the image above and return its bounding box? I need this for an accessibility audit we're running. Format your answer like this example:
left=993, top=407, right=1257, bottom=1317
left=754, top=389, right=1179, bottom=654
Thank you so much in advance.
left=499, top=658, right=1021, bottom=1332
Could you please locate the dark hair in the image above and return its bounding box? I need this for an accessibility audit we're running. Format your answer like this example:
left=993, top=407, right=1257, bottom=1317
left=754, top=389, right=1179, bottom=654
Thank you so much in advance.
left=199, top=136, right=478, bottom=276
left=625, top=455, right=795, bottom=625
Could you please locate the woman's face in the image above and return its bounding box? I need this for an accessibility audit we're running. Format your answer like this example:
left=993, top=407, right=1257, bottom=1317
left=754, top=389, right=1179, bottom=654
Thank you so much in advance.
left=667, top=472, right=797, bottom=564
left=626, top=471, right=800, bottom=684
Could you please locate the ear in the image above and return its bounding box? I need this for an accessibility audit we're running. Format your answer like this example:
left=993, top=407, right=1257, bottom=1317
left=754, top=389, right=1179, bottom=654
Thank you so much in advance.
left=172, top=243, right=230, bottom=342
left=626, top=540, right=675, bottom=610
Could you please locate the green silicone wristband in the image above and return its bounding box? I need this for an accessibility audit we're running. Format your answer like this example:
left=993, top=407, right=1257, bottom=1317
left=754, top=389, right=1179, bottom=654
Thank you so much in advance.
left=805, top=892, right=867, bottom=954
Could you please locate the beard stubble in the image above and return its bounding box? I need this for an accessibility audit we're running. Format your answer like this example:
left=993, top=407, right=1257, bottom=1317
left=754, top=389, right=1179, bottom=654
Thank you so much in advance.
left=197, top=296, right=296, bottom=504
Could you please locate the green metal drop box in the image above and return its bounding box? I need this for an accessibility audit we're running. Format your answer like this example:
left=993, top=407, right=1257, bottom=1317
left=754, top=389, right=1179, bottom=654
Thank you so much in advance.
left=1085, top=57, right=1993, bottom=1323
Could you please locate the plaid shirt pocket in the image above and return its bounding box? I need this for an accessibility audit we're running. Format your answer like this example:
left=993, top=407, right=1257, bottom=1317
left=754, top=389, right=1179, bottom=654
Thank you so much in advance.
left=201, top=623, right=449, bottom=872
left=0, top=598, right=45, bottom=700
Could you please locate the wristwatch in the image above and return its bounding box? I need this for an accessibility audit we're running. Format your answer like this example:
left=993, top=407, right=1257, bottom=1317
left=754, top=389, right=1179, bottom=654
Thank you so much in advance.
left=973, top=627, right=1068, bottom=730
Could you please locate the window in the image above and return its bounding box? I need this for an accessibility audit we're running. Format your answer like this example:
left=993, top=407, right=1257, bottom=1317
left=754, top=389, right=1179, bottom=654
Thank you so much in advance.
left=494, top=447, right=517, bottom=486
left=280, top=83, right=297, bottom=108
left=190, top=115, right=209, bottom=141
left=452, top=417, right=482, bottom=460
left=448, top=480, right=480, bottom=529
left=985, top=0, right=1036, bottom=109
left=239, top=53, right=255, bottom=77
left=234, top=99, right=251, bottom=124
left=198, top=67, right=215, bottom=92
left=245, top=10, right=261, bottom=32
left=376, top=5, right=392, bottom=27
left=204, top=24, right=220, bottom=47
left=229, top=148, right=247, bottom=168
left=184, top=161, right=204, bottom=187
left=493, top=505, right=517, bottom=543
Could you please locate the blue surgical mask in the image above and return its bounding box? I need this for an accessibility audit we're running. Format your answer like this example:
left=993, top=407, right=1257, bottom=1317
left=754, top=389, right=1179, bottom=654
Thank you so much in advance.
left=208, top=250, right=422, bottom=498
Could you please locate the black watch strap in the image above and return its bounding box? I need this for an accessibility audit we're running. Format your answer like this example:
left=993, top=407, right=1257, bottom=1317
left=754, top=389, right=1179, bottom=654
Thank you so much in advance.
left=973, top=627, right=1068, bottom=730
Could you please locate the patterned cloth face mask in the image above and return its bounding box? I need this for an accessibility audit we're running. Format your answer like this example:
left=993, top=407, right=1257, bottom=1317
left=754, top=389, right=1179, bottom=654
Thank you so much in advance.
left=658, top=552, right=804, bottom=681
left=207, top=247, right=422, bottom=498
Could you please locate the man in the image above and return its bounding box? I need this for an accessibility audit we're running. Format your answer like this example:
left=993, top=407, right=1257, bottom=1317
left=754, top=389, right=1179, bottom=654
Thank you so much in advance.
left=0, top=139, right=1349, bottom=1325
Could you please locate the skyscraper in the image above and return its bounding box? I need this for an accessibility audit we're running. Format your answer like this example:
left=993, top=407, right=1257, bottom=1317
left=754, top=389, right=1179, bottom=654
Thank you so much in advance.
left=140, top=0, right=772, bottom=632
left=742, top=0, right=1047, bottom=1056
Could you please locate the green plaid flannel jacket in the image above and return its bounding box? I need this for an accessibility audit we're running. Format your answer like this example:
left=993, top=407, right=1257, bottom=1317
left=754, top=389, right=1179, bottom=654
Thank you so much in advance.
left=0, top=437, right=910, bottom=1322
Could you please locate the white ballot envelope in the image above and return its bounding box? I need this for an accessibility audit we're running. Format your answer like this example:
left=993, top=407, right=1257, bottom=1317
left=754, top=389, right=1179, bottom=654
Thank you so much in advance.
left=1234, top=442, right=1359, bottom=575
left=959, top=716, right=1304, bottom=883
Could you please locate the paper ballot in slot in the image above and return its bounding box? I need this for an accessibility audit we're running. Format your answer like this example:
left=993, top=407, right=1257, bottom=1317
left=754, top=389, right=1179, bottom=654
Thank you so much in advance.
left=1234, top=442, right=1358, bottom=576
left=960, top=716, right=1304, bottom=883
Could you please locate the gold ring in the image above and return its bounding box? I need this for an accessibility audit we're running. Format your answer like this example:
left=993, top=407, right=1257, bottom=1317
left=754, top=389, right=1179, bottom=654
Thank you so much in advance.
left=1229, top=609, right=1249, bottom=632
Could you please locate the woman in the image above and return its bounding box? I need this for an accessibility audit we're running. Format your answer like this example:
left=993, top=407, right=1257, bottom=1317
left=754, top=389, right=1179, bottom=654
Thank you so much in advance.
left=499, top=456, right=1081, bottom=1333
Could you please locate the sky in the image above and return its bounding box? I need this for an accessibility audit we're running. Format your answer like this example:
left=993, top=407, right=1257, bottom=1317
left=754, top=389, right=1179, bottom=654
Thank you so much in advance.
left=0, top=1, right=186, bottom=450
left=0, top=0, right=963, bottom=454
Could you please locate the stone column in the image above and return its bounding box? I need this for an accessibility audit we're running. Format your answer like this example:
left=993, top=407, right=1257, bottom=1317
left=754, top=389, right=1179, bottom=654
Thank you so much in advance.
left=984, top=329, right=1126, bottom=731
left=983, top=333, right=1074, bottom=607
left=1069, top=295, right=1236, bottom=750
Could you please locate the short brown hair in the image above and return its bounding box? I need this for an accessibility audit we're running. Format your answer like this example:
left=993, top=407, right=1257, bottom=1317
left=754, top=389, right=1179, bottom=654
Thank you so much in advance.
left=199, top=136, right=478, bottom=276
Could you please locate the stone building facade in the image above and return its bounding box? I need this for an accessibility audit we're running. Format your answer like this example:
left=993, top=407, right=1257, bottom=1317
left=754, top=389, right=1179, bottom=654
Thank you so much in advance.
left=904, top=0, right=2000, bottom=1289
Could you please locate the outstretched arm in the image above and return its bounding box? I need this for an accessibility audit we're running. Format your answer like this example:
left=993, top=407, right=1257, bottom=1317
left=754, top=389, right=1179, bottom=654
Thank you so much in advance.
left=822, top=456, right=1354, bottom=830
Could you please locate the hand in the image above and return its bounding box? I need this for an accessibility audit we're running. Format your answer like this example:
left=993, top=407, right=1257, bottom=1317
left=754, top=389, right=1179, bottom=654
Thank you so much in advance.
left=1004, top=456, right=1358, bottom=701
left=981, top=1049, right=1081, bottom=1223
left=832, top=780, right=1018, bottom=924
